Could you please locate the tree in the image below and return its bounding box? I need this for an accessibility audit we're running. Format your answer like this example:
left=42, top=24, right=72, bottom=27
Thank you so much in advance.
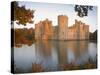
left=74, top=5, right=93, bottom=17
left=11, top=1, right=35, bottom=26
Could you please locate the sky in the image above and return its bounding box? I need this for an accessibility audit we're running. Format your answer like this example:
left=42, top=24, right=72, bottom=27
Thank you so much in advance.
left=14, top=1, right=97, bottom=32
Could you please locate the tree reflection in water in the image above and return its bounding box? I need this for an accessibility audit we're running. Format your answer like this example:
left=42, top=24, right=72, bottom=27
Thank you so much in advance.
left=13, top=40, right=97, bottom=73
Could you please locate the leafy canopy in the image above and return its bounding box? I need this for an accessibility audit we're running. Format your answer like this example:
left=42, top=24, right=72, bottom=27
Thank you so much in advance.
left=11, top=1, right=35, bottom=26
left=74, top=5, right=93, bottom=17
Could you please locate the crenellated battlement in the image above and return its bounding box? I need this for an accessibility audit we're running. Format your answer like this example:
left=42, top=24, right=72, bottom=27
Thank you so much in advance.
left=35, top=15, right=89, bottom=40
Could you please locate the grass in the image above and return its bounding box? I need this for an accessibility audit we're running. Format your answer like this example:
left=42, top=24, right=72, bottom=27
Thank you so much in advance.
left=60, top=57, right=97, bottom=70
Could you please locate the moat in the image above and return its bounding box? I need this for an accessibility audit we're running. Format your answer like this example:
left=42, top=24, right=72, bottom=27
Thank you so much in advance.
left=12, top=40, right=97, bottom=73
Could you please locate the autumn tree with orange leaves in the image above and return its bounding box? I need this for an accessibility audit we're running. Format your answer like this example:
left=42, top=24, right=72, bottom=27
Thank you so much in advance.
left=11, top=1, right=35, bottom=26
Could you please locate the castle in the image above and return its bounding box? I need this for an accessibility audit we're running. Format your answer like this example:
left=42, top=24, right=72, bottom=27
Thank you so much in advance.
left=35, top=15, right=89, bottom=40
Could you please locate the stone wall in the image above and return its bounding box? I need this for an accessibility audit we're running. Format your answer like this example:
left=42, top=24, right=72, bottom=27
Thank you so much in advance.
left=58, top=15, right=68, bottom=40
left=67, top=19, right=89, bottom=40
left=35, top=19, right=53, bottom=40
left=35, top=15, right=89, bottom=40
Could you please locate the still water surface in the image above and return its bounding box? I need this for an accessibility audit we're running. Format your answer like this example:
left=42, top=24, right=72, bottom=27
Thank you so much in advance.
left=14, top=40, right=97, bottom=73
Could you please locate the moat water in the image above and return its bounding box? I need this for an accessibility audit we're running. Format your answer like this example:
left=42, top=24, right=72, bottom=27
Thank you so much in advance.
left=12, top=40, right=97, bottom=73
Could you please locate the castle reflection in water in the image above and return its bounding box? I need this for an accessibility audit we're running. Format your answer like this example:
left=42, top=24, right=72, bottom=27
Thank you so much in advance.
left=13, top=40, right=97, bottom=73
left=35, top=40, right=94, bottom=65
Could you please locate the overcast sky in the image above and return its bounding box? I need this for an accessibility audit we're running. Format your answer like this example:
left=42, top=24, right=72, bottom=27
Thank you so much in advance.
left=14, top=1, right=97, bottom=32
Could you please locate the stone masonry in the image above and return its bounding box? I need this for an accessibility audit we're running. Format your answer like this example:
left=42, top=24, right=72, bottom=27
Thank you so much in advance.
left=35, top=15, right=89, bottom=40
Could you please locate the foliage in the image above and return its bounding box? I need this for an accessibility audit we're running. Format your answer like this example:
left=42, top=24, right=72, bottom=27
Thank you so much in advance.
left=75, top=5, right=93, bottom=17
left=12, top=28, right=35, bottom=47
left=11, top=1, right=35, bottom=26
left=89, top=30, right=97, bottom=41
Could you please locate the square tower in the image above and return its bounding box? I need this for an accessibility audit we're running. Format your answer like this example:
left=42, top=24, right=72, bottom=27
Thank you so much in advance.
left=58, top=15, right=68, bottom=40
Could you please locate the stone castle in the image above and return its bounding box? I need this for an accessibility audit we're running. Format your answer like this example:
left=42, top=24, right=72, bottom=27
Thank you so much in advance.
left=35, top=15, right=89, bottom=40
